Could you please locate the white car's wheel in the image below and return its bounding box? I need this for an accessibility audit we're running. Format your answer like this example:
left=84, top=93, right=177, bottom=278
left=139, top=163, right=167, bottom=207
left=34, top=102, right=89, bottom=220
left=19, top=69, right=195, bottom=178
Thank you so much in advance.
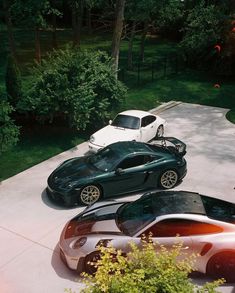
left=80, top=185, right=101, bottom=206
left=159, top=170, right=178, bottom=189
left=156, top=125, right=164, bottom=138
left=207, top=252, right=235, bottom=282
left=85, top=251, right=101, bottom=274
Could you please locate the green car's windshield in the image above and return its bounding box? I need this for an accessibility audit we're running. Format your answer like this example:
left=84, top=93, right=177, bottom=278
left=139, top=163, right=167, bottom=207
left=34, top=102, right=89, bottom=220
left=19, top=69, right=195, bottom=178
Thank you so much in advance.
left=88, top=146, right=121, bottom=171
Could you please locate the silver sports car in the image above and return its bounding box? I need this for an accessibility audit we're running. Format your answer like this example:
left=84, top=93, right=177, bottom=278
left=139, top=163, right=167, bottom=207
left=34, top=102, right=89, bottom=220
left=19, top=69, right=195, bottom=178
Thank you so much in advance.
left=59, top=190, right=235, bottom=282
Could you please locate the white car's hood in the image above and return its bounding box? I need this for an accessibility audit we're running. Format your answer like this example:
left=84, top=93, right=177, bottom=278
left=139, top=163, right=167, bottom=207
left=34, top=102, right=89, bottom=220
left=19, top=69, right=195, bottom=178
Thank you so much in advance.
left=92, top=125, right=139, bottom=147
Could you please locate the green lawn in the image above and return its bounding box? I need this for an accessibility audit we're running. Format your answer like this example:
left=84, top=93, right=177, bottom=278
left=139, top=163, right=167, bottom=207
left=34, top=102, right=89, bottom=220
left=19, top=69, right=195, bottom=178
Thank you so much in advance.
left=0, top=127, right=86, bottom=181
left=1, top=29, right=235, bottom=181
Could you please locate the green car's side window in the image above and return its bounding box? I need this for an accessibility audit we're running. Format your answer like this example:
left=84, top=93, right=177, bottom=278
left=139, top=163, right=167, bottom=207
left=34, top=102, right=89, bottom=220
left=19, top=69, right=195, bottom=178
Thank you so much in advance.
left=117, top=155, right=150, bottom=170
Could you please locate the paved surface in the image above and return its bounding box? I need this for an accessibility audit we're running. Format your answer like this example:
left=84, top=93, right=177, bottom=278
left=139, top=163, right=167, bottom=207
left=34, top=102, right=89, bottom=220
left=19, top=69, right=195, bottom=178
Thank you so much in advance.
left=0, top=103, right=235, bottom=293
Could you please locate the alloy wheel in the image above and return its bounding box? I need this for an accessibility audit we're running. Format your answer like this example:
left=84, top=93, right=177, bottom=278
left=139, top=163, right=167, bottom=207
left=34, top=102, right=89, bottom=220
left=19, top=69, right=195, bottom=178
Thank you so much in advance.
left=160, top=170, right=178, bottom=189
left=80, top=185, right=101, bottom=205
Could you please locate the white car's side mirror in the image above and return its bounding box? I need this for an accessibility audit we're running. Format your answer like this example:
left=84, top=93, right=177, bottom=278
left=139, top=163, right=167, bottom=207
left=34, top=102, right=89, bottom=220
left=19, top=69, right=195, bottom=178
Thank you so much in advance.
left=109, top=120, right=112, bottom=125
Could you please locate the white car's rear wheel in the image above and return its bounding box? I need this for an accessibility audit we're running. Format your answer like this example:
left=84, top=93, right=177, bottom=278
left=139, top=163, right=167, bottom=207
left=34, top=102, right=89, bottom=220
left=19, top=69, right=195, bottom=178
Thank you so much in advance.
left=80, top=185, right=101, bottom=206
left=159, top=170, right=178, bottom=189
left=156, top=125, right=164, bottom=138
left=207, top=252, right=235, bottom=282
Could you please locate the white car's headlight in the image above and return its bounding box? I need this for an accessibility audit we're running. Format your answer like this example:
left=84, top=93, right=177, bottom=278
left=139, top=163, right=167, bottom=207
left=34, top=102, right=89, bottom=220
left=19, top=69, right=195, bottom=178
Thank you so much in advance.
left=90, top=135, right=95, bottom=143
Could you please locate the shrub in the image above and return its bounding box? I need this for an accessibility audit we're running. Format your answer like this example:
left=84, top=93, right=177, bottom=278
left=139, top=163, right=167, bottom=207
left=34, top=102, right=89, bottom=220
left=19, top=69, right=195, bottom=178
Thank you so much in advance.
left=79, top=238, right=224, bottom=293
left=18, top=47, right=127, bottom=130
left=0, top=92, right=20, bottom=153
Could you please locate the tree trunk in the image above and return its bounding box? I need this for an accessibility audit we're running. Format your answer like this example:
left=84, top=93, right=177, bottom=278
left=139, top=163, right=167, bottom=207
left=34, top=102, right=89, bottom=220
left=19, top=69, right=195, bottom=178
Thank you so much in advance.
left=139, top=21, right=148, bottom=62
left=35, top=27, right=41, bottom=63
left=3, top=0, right=17, bottom=59
left=111, top=0, right=126, bottom=78
left=52, top=13, right=58, bottom=49
left=72, top=0, right=84, bottom=47
left=127, top=20, right=136, bottom=70
left=87, top=7, right=92, bottom=34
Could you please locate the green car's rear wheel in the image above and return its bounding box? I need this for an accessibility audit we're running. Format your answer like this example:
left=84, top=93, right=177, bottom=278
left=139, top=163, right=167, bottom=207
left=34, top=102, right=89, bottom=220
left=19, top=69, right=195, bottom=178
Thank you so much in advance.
left=159, top=169, right=178, bottom=189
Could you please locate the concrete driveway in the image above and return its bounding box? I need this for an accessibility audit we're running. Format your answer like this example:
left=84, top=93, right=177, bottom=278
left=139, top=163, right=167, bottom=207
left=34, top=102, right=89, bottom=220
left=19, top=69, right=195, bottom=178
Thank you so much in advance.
left=0, top=103, right=235, bottom=293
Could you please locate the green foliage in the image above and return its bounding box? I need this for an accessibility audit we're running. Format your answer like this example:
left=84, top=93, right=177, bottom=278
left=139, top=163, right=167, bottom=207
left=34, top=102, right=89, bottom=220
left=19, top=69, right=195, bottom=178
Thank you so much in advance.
left=156, top=0, right=185, bottom=37
left=81, top=239, right=224, bottom=293
left=5, top=54, right=22, bottom=107
left=0, top=92, right=20, bottom=153
left=11, top=0, right=52, bottom=28
left=180, top=1, right=224, bottom=66
left=18, top=47, right=126, bottom=129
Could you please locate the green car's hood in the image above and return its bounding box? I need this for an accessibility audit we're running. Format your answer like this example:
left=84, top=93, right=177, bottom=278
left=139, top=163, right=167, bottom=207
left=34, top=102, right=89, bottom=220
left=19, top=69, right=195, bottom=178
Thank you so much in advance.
left=50, top=157, right=102, bottom=187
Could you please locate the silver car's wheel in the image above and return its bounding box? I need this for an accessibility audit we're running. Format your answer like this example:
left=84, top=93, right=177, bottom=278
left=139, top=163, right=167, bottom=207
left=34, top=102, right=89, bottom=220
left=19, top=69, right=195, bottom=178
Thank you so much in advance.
left=207, top=252, right=235, bottom=282
left=80, top=185, right=101, bottom=205
left=156, top=125, right=164, bottom=138
left=85, top=251, right=101, bottom=274
left=159, top=170, right=178, bottom=189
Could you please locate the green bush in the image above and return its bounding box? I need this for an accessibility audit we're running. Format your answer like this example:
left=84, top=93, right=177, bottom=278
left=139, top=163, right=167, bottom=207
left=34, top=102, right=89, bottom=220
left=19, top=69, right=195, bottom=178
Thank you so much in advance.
left=79, top=238, right=223, bottom=293
left=18, top=47, right=127, bottom=130
left=0, top=93, right=20, bottom=153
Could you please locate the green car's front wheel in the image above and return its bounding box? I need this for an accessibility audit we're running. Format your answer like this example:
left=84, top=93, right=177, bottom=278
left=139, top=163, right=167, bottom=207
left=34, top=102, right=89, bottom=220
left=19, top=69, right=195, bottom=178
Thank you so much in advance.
left=79, top=185, right=101, bottom=205
left=159, top=169, right=178, bottom=189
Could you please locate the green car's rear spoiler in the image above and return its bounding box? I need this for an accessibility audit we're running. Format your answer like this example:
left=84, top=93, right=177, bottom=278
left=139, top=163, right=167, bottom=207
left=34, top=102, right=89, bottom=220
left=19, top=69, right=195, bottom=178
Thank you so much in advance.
left=153, top=136, right=187, bottom=157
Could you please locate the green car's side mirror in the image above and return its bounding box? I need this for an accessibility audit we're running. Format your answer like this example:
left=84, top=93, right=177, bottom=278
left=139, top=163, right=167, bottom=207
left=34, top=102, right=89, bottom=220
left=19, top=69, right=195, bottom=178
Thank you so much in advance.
left=115, top=168, right=124, bottom=175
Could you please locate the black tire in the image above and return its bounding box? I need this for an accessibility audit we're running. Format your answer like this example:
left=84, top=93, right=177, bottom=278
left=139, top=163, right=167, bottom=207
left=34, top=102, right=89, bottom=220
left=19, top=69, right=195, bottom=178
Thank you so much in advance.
left=79, top=185, right=101, bottom=206
left=159, top=169, right=178, bottom=189
left=156, top=125, right=164, bottom=138
left=85, top=251, right=101, bottom=275
left=207, top=252, right=235, bottom=283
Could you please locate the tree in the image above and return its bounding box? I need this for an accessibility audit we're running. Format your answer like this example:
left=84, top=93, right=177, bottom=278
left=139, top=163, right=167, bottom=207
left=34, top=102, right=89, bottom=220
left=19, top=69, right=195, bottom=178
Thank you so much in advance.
left=50, top=0, right=63, bottom=49
left=2, top=0, right=17, bottom=59
left=156, top=0, right=186, bottom=40
left=18, top=47, right=127, bottom=129
left=0, top=92, right=20, bottom=153
left=68, top=0, right=84, bottom=47
left=180, top=0, right=224, bottom=67
left=12, top=0, right=53, bottom=63
left=80, top=239, right=224, bottom=293
left=5, top=54, right=22, bottom=108
left=111, top=0, right=126, bottom=77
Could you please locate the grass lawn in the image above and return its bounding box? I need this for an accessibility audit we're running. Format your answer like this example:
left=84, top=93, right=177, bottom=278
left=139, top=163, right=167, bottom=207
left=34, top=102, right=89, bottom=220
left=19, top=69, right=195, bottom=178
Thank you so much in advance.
left=0, top=126, right=87, bottom=181
left=0, top=29, right=235, bottom=181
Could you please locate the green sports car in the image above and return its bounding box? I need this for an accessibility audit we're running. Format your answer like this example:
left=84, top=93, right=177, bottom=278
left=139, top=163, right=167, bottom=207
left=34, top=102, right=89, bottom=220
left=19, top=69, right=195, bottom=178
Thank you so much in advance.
left=47, top=137, right=187, bottom=206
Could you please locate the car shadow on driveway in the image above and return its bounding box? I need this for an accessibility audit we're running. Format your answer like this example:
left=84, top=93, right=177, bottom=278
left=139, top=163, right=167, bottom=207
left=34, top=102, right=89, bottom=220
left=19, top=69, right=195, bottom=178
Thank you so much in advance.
left=51, top=243, right=82, bottom=283
left=190, top=272, right=235, bottom=289
left=41, top=189, right=76, bottom=210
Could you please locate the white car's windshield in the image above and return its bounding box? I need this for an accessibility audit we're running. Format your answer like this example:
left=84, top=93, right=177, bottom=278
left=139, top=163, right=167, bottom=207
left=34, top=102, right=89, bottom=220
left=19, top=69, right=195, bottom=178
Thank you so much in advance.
left=112, top=114, right=140, bottom=130
left=88, top=146, right=121, bottom=171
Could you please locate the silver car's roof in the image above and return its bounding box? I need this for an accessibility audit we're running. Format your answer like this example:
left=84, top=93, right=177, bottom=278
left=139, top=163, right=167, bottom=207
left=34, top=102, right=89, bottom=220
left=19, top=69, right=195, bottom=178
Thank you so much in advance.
left=147, top=191, right=206, bottom=216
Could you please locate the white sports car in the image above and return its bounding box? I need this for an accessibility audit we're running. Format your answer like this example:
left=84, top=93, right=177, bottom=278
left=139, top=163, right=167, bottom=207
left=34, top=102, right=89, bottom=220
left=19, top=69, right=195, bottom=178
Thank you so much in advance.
left=88, top=110, right=166, bottom=152
left=59, top=190, right=235, bottom=282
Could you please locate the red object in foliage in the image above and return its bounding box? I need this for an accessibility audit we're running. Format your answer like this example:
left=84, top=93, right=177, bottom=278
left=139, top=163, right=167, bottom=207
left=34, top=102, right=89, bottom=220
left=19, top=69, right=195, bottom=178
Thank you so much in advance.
left=232, top=27, right=235, bottom=32
left=214, top=45, right=221, bottom=53
left=214, top=83, right=220, bottom=88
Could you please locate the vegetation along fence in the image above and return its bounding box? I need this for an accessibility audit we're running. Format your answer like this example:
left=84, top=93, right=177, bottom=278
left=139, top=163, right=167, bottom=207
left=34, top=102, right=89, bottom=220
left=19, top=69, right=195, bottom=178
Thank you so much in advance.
left=118, top=54, right=186, bottom=86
